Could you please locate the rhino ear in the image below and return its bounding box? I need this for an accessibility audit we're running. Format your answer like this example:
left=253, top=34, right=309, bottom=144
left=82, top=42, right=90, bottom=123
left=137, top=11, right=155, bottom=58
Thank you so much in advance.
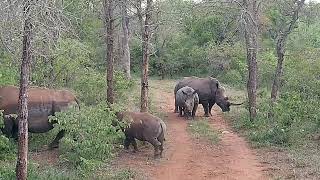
left=193, top=90, right=198, bottom=95
left=182, top=90, right=187, bottom=95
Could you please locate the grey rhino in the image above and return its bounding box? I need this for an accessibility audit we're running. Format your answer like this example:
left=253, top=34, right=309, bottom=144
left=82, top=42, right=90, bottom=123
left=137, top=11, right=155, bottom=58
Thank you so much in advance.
left=116, top=111, right=166, bottom=158
left=174, top=76, right=242, bottom=117
left=175, top=86, right=199, bottom=119
left=0, top=85, right=80, bottom=148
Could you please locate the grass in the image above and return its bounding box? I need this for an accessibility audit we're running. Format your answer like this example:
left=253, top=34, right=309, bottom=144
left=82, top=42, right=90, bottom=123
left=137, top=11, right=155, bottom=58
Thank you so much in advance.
left=95, top=168, right=136, bottom=180
left=0, top=160, right=136, bottom=180
left=187, top=120, right=220, bottom=144
left=222, top=85, right=320, bottom=179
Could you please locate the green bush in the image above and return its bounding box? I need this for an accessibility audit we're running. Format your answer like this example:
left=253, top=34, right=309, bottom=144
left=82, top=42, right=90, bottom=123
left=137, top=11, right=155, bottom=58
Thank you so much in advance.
left=114, top=71, right=135, bottom=102
left=51, top=103, right=125, bottom=174
left=72, top=68, right=106, bottom=105
left=0, top=111, right=17, bottom=161
left=218, top=69, right=243, bottom=87
left=0, top=135, right=16, bottom=161
left=258, top=51, right=277, bottom=88
left=0, top=55, right=19, bottom=86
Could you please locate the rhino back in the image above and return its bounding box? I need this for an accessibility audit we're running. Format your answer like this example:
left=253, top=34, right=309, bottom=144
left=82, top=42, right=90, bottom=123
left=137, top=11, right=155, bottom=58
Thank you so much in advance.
left=0, top=86, right=77, bottom=117
left=175, top=77, right=218, bottom=102
left=122, top=112, right=164, bottom=140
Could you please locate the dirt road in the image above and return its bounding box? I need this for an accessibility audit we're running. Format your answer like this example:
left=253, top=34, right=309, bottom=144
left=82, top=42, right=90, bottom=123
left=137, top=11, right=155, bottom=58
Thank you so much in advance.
left=114, top=80, right=268, bottom=180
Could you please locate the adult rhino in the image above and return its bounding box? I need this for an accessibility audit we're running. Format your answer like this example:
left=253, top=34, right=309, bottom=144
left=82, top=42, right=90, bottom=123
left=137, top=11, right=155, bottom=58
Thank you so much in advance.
left=0, top=85, right=80, bottom=148
left=174, top=76, right=242, bottom=117
left=116, top=111, right=166, bottom=158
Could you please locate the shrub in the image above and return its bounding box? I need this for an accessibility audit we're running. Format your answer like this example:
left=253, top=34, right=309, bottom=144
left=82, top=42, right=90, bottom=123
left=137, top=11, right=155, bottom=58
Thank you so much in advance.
left=218, top=69, right=243, bottom=87
left=0, top=55, right=19, bottom=86
left=51, top=103, right=125, bottom=174
left=0, top=111, right=17, bottom=161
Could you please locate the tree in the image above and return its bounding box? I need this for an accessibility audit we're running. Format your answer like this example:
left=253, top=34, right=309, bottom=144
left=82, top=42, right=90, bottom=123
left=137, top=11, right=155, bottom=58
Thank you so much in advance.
left=121, top=0, right=131, bottom=79
left=240, top=0, right=260, bottom=121
left=16, top=0, right=33, bottom=179
left=140, top=0, right=153, bottom=112
left=104, top=0, right=115, bottom=105
left=270, top=0, right=305, bottom=103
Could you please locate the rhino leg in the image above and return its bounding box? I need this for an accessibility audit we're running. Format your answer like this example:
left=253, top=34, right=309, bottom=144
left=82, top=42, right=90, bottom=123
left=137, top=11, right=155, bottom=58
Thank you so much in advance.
left=192, top=103, right=198, bottom=118
left=208, top=102, right=215, bottom=116
left=49, top=129, right=65, bottom=149
left=159, top=143, right=164, bottom=157
left=146, top=137, right=161, bottom=158
left=157, top=132, right=165, bottom=157
left=2, top=115, right=17, bottom=138
left=174, top=100, right=179, bottom=113
left=202, top=102, right=210, bottom=117
left=178, top=106, right=183, bottom=117
left=124, top=137, right=131, bottom=150
left=124, top=136, right=138, bottom=152
left=131, top=139, right=138, bottom=152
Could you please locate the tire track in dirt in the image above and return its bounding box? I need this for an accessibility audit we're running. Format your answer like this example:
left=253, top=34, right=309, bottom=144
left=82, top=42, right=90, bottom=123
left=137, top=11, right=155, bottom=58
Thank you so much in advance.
left=113, top=80, right=268, bottom=180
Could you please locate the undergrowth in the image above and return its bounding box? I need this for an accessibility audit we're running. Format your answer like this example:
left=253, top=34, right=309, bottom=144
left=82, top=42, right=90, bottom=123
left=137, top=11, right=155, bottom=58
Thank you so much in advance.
left=187, top=120, right=220, bottom=144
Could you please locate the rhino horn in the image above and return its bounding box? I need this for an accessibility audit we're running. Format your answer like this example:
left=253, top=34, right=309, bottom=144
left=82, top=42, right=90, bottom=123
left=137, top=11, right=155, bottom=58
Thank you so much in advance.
left=230, top=102, right=244, bottom=106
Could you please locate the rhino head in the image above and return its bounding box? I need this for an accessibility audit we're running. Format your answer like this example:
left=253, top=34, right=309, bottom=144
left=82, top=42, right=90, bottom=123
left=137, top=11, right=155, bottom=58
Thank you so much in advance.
left=215, top=87, right=231, bottom=112
left=182, top=89, right=198, bottom=119
left=215, top=87, right=243, bottom=112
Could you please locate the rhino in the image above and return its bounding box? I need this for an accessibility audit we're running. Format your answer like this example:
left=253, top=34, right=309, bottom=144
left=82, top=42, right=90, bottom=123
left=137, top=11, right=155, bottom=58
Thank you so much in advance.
left=175, top=86, right=199, bottom=119
left=174, top=76, right=242, bottom=117
left=0, top=85, right=80, bottom=148
left=116, top=111, right=166, bottom=158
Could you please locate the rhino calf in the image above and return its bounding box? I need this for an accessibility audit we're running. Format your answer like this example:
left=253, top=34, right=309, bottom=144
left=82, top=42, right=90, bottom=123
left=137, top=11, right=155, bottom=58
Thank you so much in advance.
left=175, top=86, right=199, bottom=119
left=116, top=111, right=166, bottom=158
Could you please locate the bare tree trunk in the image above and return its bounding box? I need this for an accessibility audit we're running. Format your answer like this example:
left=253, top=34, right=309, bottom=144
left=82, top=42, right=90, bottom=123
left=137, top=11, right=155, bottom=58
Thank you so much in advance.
left=140, top=0, right=153, bottom=112
left=121, top=0, right=131, bottom=79
left=271, top=0, right=305, bottom=103
left=104, top=0, right=114, bottom=105
left=270, top=37, right=285, bottom=103
left=16, top=0, right=33, bottom=179
left=243, top=0, right=259, bottom=121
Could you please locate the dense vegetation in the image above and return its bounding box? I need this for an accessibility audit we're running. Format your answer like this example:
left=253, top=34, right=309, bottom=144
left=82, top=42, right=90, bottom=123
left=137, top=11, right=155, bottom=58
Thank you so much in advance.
left=1, top=0, right=320, bottom=178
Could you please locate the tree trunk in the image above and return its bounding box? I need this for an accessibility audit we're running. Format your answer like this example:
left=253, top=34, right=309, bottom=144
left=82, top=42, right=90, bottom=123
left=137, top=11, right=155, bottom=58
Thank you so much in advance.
left=140, top=0, right=153, bottom=112
left=104, top=0, right=114, bottom=105
left=270, top=37, right=285, bottom=102
left=121, top=0, right=131, bottom=79
left=243, top=0, right=259, bottom=121
left=270, top=0, right=305, bottom=103
left=16, top=0, right=33, bottom=179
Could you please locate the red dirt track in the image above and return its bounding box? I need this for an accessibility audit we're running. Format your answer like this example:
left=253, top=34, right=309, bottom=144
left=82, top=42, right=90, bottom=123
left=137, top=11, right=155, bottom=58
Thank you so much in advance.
left=113, top=80, right=268, bottom=180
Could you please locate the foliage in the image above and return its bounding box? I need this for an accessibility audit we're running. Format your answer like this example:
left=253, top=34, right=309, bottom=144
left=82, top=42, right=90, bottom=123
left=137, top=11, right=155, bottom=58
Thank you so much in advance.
left=0, top=53, right=19, bottom=86
left=50, top=103, right=125, bottom=175
left=187, top=120, right=220, bottom=144
left=0, top=111, right=17, bottom=161
left=258, top=51, right=277, bottom=88
left=229, top=52, right=320, bottom=147
left=71, top=68, right=106, bottom=105
left=0, top=135, right=16, bottom=161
